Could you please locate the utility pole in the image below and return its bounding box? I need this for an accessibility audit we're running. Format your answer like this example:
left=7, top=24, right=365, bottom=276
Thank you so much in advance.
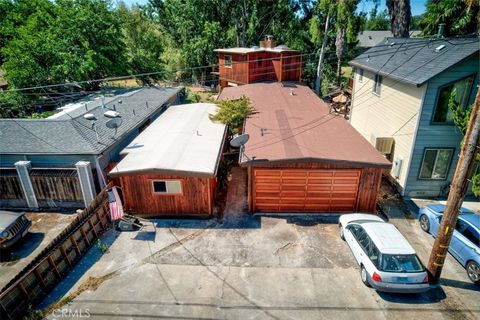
left=427, top=86, right=480, bottom=282
left=315, top=13, right=330, bottom=96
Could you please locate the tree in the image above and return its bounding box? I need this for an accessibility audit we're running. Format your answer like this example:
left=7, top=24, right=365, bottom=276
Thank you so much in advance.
left=448, top=88, right=480, bottom=197
left=386, top=0, right=411, bottom=37
left=117, top=3, right=166, bottom=84
left=0, top=0, right=128, bottom=116
left=420, top=0, right=479, bottom=37
left=364, top=6, right=390, bottom=30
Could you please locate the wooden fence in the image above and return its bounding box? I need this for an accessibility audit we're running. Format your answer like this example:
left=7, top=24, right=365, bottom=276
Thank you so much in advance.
left=0, top=184, right=112, bottom=320
left=30, top=170, right=83, bottom=202
left=0, top=170, right=24, bottom=200
left=0, top=168, right=83, bottom=208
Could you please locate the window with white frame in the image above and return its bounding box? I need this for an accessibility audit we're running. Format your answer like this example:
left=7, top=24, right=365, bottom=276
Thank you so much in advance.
left=372, top=74, right=382, bottom=95
left=152, top=180, right=182, bottom=194
left=224, top=55, right=232, bottom=67
left=419, top=148, right=454, bottom=180
left=358, top=68, right=364, bottom=82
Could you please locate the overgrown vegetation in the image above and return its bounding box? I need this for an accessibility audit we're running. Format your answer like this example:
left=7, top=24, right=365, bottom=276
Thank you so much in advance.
left=0, top=0, right=477, bottom=117
left=210, top=96, right=253, bottom=135
left=448, top=89, right=480, bottom=197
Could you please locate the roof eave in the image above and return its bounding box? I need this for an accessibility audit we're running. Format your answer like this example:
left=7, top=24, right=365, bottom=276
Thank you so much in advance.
left=239, top=157, right=392, bottom=169
left=109, top=168, right=217, bottom=179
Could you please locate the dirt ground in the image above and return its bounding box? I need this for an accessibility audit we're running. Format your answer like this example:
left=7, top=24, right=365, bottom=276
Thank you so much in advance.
left=0, top=211, right=77, bottom=289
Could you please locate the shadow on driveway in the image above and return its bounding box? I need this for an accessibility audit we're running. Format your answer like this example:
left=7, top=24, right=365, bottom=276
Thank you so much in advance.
left=377, top=286, right=446, bottom=304
left=0, top=232, right=44, bottom=263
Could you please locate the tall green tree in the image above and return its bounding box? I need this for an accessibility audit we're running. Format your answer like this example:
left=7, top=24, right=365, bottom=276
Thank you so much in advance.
left=420, top=0, right=479, bottom=37
left=364, top=6, right=390, bottom=30
left=117, top=3, right=166, bottom=84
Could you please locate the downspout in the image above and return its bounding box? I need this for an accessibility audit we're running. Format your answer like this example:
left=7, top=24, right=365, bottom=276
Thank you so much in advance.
left=94, top=155, right=107, bottom=189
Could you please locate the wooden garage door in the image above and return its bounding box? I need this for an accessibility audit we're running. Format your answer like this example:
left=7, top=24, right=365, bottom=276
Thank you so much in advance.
left=253, top=169, right=361, bottom=212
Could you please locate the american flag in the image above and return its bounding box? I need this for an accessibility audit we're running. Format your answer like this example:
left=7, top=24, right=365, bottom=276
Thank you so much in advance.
left=108, top=187, right=124, bottom=221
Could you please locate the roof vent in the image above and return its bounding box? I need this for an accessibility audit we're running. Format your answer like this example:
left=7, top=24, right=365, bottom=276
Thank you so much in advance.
left=104, top=110, right=120, bottom=118
left=435, top=44, right=446, bottom=52
left=83, top=113, right=97, bottom=121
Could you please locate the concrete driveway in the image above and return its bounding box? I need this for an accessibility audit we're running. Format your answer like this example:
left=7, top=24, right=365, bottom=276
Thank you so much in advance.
left=43, top=169, right=479, bottom=320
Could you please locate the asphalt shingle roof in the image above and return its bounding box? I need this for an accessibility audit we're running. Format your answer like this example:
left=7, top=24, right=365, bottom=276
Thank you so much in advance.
left=357, top=31, right=421, bottom=48
left=0, top=86, right=182, bottom=155
left=349, top=37, right=480, bottom=87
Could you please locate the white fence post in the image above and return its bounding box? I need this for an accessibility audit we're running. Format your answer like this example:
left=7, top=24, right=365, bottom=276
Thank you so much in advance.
left=14, top=161, right=38, bottom=209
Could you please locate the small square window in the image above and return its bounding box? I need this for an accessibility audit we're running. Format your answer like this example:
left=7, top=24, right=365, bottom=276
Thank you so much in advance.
left=372, top=74, right=382, bottom=96
left=258, top=57, right=263, bottom=66
left=358, top=69, right=364, bottom=82
left=224, top=55, right=232, bottom=67
left=419, top=148, right=454, bottom=180
left=153, top=181, right=167, bottom=193
left=152, top=180, right=182, bottom=194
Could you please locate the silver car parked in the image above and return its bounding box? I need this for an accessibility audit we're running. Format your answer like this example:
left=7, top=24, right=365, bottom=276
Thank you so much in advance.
left=339, top=214, right=430, bottom=293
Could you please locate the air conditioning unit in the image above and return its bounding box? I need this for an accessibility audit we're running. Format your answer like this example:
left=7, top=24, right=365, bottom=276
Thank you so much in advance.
left=370, top=135, right=394, bottom=155
left=392, top=157, right=403, bottom=178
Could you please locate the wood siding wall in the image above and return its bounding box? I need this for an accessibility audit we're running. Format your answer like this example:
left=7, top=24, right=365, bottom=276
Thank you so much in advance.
left=247, top=162, right=386, bottom=213
left=218, top=52, right=302, bottom=86
left=405, top=55, right=479, bottom=198
left=119, top=174, right=214, bottom=217
left=218, top=53, right=248, bottom=84
left=350, top=69, right=425, bottom=192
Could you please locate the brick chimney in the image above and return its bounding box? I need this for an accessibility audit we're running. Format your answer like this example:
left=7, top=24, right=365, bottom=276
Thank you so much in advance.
left=260, top=35, right=276, bottom=49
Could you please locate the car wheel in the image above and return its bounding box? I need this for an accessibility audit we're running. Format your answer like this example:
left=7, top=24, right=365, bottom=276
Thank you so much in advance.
left=360, top=265, right=371, bottom=287
left=339, top=224, right=345, bottom=241
left=419, top=215, right=430, bottom=232
left=466, top=261, right=480, bottom=285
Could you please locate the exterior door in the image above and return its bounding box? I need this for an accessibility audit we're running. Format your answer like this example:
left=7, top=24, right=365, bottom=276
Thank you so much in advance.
left=253, top=168, right=361, bottom=213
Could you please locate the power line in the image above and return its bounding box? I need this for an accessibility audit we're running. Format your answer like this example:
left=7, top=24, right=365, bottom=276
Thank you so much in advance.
left=0, top=37, right=459, bottom=94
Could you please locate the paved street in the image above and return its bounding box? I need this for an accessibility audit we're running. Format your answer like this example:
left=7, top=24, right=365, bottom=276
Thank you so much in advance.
left=44, top=168, right=480, bottom=319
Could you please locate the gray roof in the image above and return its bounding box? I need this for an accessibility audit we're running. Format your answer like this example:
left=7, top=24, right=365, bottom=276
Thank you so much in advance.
left=0, top=86, right=182, bottom=155
left=349, top=37, right=480, bottom=87
left=357, top=30, right=421, bottom=47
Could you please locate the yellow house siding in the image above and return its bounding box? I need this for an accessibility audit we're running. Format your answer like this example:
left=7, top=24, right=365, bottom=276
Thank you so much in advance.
left=350, top=69, right=426, bottom=191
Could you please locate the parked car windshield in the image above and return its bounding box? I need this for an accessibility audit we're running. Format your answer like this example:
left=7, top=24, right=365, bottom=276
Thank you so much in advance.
left=379, top=254, right=424, bottom=273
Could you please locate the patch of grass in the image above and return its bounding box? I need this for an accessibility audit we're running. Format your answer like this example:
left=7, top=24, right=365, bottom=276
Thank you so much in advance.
left=42, top=272, right=117, bottom=317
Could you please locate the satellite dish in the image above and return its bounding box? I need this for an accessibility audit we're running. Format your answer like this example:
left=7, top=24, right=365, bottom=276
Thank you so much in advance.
left=106, top=117, right=123, bottom=129
left=230, top=133, right=250, bottom=147
left=83, top=113, right=97, bottom=121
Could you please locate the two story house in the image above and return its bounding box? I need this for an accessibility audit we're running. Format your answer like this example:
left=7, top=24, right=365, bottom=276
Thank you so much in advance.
left=349, top=37, right=479, bottom=198
left=213, top=35, right=302, bottom=89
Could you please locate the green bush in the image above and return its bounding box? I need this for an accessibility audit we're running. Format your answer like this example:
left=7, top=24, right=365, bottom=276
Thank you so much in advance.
left=210, top=96, right=253, bottom=134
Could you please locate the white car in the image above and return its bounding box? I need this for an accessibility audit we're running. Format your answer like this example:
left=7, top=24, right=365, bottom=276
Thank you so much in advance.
left=339, top=214, right=430, bottom=293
